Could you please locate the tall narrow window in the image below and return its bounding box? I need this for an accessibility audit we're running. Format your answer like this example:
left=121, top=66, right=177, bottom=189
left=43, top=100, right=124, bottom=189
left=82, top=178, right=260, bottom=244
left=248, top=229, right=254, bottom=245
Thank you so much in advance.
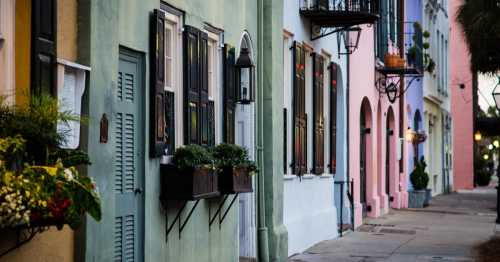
left=223, top=44, right=236, bottom=144
left=292, top=41, right=307, bottom=175
left=312, top=53, right=324, bottom=175
left=329, top=62, right=338, bottom=175
left=162, top=11, right=182, bottom=156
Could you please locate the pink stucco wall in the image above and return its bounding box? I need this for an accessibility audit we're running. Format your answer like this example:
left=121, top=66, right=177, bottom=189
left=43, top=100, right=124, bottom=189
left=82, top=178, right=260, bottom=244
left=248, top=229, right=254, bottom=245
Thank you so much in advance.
left=349, top=25, right=407, bottom=227
left=450, top=0, right=474, bottom=190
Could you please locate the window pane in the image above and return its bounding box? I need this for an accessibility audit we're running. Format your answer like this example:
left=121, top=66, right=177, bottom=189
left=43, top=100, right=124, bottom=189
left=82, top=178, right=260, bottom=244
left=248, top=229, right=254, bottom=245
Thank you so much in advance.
left=165, top=26, right=172, bottom=88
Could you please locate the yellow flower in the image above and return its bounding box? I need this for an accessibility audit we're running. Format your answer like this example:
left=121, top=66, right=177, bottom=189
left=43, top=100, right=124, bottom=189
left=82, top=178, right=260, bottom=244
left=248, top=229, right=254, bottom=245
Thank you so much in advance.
left=25, top=191, right=30, bottom=198
left=32, top=166, right=58, bottom=176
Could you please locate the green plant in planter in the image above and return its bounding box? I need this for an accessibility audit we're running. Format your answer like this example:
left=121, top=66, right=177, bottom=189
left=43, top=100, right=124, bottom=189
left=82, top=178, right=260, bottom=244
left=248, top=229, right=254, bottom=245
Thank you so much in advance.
left=212, top=143, right=257, bottom=173
left=410, top=157, right=429, bottom=191
left=0, top=95, right=101, bottom=230
left=172, top=144, right=215, bottom=172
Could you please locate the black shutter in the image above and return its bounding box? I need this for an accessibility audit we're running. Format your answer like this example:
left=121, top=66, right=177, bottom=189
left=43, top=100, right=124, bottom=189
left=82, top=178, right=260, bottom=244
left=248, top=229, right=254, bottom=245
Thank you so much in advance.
left=165, top=91, right=175, bottom=155
left=199, top=32, right=210, bottom=147
left=32, top=0, right=57, bottom=96
left=150, top=9, right=166, bottom=157
left=183, top=25, right=209, bottom=146
left=208, top=101, right=215, bottom=146
left=184, top=26, right=201, bottom=145
left=283, top=108, right=287, bottom=174
left=292, top=41, right=307, bottom=175
left=330, top=62, right=338, bottom=175
left=223, top=44, right=236, bottom=144
left=312, top=53, right=324, bottom=175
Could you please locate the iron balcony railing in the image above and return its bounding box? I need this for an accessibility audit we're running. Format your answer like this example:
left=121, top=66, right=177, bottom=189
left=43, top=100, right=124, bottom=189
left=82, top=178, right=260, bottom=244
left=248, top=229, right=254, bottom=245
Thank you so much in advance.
left=300, top=0, right=379, bottom=14
left=404, top=22, right=424, bottom=74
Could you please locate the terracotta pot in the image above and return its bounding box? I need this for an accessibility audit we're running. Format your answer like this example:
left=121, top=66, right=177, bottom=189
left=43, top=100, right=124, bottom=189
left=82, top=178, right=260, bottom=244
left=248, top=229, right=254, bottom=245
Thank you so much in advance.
left=396, top=57, right=406, bottom=68
left=384, top=54, right=397, bottom=68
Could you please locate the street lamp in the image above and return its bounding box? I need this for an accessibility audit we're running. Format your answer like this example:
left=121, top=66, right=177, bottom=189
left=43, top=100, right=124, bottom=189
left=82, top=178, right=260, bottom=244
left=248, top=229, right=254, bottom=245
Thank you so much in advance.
left=235, top=48, right=255, bottom=104
left=386, top=82, right=398, bottom=103
left=493, top=77, right=500, bottom=111
left=340, top=26, right=362, bottom=55
left=475, top=130, right=482, bottom=141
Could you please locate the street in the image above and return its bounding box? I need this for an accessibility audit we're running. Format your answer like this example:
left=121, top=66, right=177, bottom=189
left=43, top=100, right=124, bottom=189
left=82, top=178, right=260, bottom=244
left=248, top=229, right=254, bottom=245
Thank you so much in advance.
left=289, top=187, right=498, bottom=262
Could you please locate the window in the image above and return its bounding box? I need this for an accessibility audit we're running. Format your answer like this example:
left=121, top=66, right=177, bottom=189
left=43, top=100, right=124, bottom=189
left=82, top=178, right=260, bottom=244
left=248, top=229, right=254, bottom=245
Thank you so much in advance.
left=283, top=34, right=292, bottom=174
left=312, top=52, right=325, bottom=175
left=206, top=31, right=221, bottom=144
left=56, top=60, right=90, bottom=149
left=162, top=11, right=183, bottom=156
left=292, top=41, right=307, bottom=175
left=329, top=62, right=338, bottom=175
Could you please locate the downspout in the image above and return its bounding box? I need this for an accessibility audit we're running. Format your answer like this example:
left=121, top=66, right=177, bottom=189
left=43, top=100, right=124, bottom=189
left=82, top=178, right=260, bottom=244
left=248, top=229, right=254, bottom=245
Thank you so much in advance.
left=398, top=0, right=405, bottom=180
left=346, top=34, right=351, bottom=224
left=256, top=0, right=270, bottom=261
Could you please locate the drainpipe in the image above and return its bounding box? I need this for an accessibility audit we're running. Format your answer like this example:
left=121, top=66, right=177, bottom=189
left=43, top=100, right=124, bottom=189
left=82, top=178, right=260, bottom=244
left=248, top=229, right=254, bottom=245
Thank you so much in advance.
left=346, top=34, right=351, bottom=224
left=256, top=0, right=269, bottom=260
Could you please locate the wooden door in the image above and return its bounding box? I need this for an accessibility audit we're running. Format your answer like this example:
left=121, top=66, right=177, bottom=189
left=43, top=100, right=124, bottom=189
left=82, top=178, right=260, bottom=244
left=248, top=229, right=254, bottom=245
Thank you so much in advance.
left=114, top=49, right=145, bottom=262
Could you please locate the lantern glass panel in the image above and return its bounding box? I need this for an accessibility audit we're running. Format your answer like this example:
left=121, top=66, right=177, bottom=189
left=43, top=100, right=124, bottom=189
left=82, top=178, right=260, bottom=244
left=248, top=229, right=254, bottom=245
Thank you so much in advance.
left=241, top=67, right=250, bottom=101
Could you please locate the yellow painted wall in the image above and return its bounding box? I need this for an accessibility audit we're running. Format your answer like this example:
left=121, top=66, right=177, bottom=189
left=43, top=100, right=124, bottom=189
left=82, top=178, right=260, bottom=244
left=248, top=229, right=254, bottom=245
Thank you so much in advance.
left=1, top=1, right=77, bottom=261
left=14, top=0, right=31, bottom=105
left=57, top=0, right=78, bottom=61
left=0, top=227, right=74, bottom=262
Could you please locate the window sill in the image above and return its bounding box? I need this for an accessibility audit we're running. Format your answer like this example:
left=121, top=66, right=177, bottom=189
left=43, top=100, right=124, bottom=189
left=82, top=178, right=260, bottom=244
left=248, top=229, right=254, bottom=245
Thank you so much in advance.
left=319, top=174, right=333, bottom=179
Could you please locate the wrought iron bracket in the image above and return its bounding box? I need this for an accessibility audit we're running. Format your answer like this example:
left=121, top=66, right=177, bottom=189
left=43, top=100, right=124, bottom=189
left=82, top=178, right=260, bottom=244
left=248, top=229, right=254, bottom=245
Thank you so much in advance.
left=310, top=24, right=348, bottom=41
left=0, top=226, right=49, bottom=258
left=165, top=199, right=200, bottom=242
left=209, top=194, right=239, bottom=230
left=375, top=72, right=422, bottom=102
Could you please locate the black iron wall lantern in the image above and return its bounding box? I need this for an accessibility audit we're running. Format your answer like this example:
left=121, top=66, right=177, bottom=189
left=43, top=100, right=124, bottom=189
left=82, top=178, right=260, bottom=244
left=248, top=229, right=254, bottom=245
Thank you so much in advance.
left=492, top=76, right=500, bottom=111
left=386, top=82, right=398, bottom=103
left=339, top=26, right=362, bottom=55
left=235, top=48, right=255, bottom=104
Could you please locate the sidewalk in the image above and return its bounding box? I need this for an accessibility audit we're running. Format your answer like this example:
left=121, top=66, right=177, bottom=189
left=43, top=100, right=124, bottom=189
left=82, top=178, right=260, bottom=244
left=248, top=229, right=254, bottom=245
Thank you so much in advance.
left=288, top=187, right=497, bottom=262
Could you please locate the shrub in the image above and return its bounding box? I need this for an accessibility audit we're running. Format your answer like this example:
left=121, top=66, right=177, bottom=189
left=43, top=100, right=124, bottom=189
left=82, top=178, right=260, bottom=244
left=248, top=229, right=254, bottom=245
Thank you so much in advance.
left=212, top=143, right=257, bottom=173
left=475, top=170, right=491, bottom=187
left=172, top=144, right=214, bottom=172
left=410, top=157, right=429, bottom=191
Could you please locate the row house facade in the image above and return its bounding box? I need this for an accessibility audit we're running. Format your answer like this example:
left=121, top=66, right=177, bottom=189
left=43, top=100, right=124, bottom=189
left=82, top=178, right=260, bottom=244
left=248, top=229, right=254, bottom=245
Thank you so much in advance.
left=0, top=0, right=473, bottom=261
left=0, top=0, right=289, bottom=262
left=281, top=0, right=349, bottom=255
left=450, top=0, right=474, bottom=190
left=422, top=0, right=453, bottom=195
left=0, top=0, right=89, bottom=261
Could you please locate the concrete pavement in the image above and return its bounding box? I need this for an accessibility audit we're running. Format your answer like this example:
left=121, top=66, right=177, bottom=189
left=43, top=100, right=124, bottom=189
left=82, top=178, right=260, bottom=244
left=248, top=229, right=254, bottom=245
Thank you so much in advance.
left=288, top=187, right=498, bottom=262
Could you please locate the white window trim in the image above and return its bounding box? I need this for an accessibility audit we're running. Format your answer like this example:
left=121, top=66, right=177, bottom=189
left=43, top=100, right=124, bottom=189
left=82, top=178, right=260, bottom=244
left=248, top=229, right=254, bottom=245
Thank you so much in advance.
left=164, top=11, right=183, bottom=148
left=205, top=30, right=222, bottom=144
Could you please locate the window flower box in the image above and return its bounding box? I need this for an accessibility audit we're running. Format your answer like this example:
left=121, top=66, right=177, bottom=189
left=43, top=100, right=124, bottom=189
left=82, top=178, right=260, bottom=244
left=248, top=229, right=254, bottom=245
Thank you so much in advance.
left=160, top=164, right=219, bottom=201
left=219, top=166, right=253, bottom=194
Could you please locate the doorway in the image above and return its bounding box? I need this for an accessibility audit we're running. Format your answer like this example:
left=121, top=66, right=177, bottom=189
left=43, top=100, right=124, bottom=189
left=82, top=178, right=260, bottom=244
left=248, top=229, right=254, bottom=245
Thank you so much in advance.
left=236, top=33, right=257, bottom=262
left=113, top=48, right=145, bottom=262
left=360, top=108, right=368, bottom=217
left=385, top=108, right=395, bottom=204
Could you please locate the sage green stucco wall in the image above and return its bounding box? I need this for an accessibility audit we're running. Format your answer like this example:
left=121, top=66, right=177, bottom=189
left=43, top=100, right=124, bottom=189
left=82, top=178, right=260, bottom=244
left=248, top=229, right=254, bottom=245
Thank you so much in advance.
left=79, top=0, right=287, bottom=261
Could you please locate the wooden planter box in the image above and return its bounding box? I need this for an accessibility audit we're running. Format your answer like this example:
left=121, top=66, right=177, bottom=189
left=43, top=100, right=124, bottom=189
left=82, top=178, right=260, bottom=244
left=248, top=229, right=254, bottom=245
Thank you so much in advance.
left=219, top=166, right=253, bottom=194
left=160, top=164, right=220, bottom=201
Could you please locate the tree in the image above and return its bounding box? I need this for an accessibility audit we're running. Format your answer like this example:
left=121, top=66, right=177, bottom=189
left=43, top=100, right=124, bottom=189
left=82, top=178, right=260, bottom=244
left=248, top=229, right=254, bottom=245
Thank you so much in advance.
left=457, top=0, right=500, bottom=75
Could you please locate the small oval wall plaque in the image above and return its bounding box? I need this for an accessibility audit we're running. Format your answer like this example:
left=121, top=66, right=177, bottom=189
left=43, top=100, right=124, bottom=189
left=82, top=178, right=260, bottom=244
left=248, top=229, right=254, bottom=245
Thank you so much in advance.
left=100, top=113, right=109, bottom=143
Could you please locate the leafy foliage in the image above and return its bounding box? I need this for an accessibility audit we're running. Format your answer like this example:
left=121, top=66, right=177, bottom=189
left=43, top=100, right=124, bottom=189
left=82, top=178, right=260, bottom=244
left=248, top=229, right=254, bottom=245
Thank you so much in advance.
left=0, top=96, right=100, bottom=230
left=0, top=95, right=79, bottom=164
left=172, top=144, right=215, bottom=172
left=457, top=0, right=500, bottom=74
left=212, top=143, right=258, bottom=173
left=410, top=157, right=429, bottom=191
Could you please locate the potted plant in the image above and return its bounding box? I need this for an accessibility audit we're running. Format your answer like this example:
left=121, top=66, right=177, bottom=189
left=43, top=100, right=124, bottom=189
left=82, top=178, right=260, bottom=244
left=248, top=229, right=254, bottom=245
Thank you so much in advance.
left=0, top=96, right=101, bottom=230
left=160, top=144, right=219, bottom=201
left=384, top=53, right=399, bottom=68
left=212, top=144, right=257, bottom=194
left=408, top=157, right=429, bottom=208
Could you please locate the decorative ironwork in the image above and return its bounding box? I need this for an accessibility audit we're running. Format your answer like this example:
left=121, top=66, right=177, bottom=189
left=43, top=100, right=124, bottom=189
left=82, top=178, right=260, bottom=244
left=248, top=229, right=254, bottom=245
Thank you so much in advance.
left=299, top=0, right=379, bottom=41
left=375, top=22, right=424, bottom=103
left=0, top=225, right=50, bottom=258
